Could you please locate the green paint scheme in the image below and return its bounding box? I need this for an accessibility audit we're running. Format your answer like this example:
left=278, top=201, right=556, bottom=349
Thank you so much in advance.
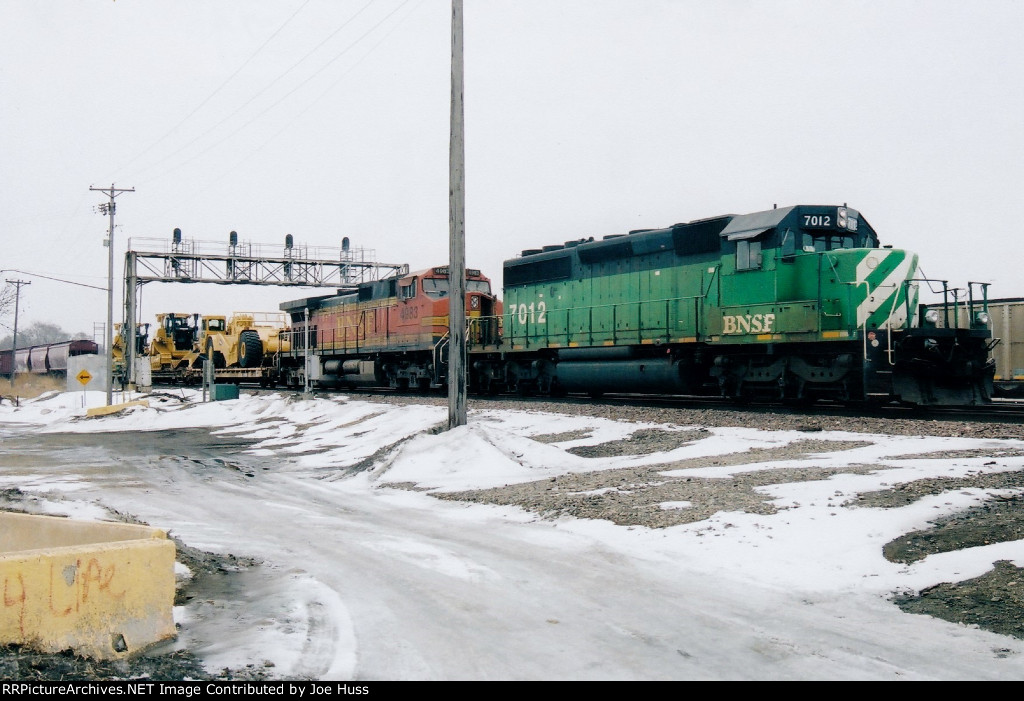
left=503, top=206, right=919, bottom=350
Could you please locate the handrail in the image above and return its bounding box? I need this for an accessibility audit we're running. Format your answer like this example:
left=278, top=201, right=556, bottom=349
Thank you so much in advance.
left=502, top=294, right=705, bottom=347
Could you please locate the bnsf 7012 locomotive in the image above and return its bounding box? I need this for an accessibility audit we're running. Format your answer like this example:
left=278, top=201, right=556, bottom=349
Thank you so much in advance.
left=277, top=204, right=995, bottom=406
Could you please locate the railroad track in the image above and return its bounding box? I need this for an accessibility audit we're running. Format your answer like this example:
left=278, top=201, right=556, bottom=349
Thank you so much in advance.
left=201, top=381, right=1024, bottom=425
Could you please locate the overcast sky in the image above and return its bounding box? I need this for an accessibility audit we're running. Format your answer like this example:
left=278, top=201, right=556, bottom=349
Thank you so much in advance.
left=2, top=0, right=1022, bottom=340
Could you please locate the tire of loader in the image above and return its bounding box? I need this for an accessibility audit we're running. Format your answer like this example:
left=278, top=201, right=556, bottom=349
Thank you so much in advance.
left=238, top=330, right=264, bottom=368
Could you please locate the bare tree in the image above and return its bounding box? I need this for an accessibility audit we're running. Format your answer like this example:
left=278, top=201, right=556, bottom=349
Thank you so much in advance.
left=0, top=283, right=15, bottom=322
left=0, top=322, right=84, bottom=351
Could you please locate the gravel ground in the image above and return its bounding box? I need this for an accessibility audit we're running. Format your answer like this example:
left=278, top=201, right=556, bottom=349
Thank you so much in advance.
left=2, top=394, right=1023, bottom=679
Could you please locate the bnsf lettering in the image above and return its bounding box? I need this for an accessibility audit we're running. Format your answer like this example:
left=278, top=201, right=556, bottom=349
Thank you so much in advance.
left=722, top=313, right=776, bottom=334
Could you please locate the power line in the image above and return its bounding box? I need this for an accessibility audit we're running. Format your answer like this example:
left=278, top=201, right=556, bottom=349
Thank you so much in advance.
left=152, top=0, right=421, bottom=204
left=109, top=0, right=313, bottom=180
left=130, top=0, right=383, bottom=184
left=2, top=269, right=108, bottom=292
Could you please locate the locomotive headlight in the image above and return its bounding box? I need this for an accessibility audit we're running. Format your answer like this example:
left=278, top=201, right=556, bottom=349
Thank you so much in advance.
left=837, top=207, right=848, bottom=229
left=923, top=308, right=940, bottom=326
left=974, top=311, right=991, bottom=327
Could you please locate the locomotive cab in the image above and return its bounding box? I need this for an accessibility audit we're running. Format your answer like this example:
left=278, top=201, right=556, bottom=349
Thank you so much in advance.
left=404, top=267, right=501, bottom=348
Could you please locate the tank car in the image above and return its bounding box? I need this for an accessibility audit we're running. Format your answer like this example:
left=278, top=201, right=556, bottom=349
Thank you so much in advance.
left=1, top=340, right=99, bottom=379
left=485, top=204, right=994, bottom=405
left=278, top=266, right=500, bottom=390
left=41, top=340, right=100, bottom=375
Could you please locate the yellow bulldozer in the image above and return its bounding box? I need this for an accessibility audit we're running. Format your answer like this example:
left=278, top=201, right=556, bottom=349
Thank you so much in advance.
left=147, top=313, right=201, bottom=382
left=195, top=312, right=290, bottom=370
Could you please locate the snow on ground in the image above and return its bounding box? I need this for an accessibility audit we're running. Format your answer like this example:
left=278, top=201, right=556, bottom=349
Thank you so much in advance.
left=3, top=389, right=1024, bottom=679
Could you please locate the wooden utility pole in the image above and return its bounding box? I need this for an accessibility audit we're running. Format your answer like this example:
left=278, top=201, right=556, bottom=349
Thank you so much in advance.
left=448, top=0, right=467, bottom=429
left=90, top=183, right=134, bottom=406
left=5, top=279, right=30, bottom=386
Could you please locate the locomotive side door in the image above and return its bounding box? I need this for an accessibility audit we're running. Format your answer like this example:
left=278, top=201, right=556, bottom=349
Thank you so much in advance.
left=701, top=264, right=722, bottom=338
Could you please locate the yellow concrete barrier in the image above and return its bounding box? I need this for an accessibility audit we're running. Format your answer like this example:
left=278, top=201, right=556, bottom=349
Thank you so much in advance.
left=0, top=512, right=176, bottom=659
left=85, top=399, right=150, bottom=417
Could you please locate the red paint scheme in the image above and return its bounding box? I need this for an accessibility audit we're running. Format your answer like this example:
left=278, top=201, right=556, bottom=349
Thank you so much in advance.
left=278, top=266, right=501, bottom=389
left=309, top=267, right=500, bottom=354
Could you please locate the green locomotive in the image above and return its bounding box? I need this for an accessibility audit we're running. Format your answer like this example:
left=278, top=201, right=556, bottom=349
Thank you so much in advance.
left=485, top=204, right=994, bottom=405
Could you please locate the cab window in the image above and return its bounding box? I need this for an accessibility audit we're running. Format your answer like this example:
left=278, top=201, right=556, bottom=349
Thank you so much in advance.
left=736, top=240, right=762, bottom=271
left=802, top=234, right=856, bottom=252
left=422, top=278, right=451, bottom=298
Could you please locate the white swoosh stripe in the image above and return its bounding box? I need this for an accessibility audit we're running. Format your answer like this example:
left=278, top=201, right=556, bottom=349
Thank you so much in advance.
left=855, top=252, right=914, bottom=328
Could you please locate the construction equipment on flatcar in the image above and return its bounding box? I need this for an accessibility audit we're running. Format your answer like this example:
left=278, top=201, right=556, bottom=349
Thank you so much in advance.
left=191, top=312, right=291, bottom=386
left=147, top=313, right=200, bottom=383
left=112, top=322, right=150, bottom=386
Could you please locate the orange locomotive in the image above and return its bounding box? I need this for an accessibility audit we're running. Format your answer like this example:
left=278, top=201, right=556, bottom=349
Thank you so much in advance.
left=278, top=266, right=501, bottom=390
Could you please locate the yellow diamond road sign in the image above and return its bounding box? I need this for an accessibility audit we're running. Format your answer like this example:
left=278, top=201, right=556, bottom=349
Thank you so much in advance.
left=76, top=369, right=93, bottom=386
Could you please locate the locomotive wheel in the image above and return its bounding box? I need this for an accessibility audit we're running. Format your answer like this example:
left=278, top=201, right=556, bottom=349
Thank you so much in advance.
left=238, top=331, right=264, bottom=368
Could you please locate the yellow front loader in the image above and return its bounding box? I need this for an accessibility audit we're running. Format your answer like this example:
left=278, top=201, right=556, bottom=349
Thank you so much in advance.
left=196, top=312, right=290, bottom=369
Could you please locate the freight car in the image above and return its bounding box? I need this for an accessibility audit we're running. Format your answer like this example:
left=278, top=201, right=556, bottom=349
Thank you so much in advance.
left=0, top=339, right=99, bottom=378
left=927, top=297, right=1023, bottom=398
left=277, top=204, right=995, bottom=407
